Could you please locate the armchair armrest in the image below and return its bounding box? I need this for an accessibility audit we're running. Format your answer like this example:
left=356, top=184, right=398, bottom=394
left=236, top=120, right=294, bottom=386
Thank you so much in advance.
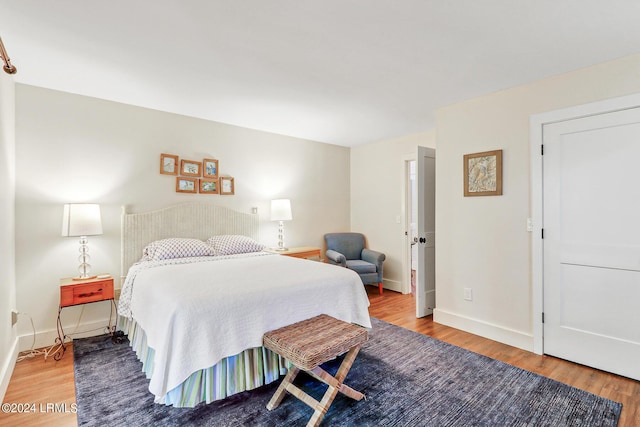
left=361, top=248, right=385, bottom=266
left=325, top=249, right=346, bottom=267
left=362, top=248, right=385, bottom=283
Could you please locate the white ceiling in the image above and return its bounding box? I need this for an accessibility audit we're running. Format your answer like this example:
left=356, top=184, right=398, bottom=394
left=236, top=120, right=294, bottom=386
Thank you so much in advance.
left=1, top=1, right=640, bottom=146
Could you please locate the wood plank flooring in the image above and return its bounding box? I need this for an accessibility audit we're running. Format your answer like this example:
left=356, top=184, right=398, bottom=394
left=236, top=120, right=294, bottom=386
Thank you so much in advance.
left=2, top=288, right=638, bottom=426
left=1, top=346, right=77, bottom=427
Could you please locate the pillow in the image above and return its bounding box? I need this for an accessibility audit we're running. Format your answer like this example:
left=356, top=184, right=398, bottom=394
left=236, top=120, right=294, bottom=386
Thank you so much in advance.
left=206, top=235, right=265, bottom=255
left=141, top=238, right=215, bottom=261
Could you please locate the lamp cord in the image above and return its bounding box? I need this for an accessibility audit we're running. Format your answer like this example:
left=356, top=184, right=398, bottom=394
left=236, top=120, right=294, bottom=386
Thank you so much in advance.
left=15, top=310, right=114, bottom=362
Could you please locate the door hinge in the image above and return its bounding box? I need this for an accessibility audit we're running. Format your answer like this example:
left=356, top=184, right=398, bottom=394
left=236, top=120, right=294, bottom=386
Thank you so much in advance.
left=541, top=228, right=544, bottom=239
left=541, top=144, right=544, bottom=155
left=542, top=312, right=545, bottom=323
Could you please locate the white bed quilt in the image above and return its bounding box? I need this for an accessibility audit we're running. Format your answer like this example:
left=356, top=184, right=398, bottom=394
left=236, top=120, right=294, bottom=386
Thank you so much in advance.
left=118, top=252, right=371, bottom=400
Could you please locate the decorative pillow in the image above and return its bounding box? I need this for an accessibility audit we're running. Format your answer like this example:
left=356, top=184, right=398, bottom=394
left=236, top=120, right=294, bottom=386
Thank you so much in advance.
left=206, top=235, right=265, bottom=255
left=141, top=238, right=215, bottom=261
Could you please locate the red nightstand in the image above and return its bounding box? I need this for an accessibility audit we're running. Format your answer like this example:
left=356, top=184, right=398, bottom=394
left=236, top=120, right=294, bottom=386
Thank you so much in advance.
left=55, top=275, right=117, bottom=360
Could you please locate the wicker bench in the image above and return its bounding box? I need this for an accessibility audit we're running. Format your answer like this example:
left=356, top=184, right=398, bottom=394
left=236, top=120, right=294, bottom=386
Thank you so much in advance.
left=263, top=314, right=369, bottom=427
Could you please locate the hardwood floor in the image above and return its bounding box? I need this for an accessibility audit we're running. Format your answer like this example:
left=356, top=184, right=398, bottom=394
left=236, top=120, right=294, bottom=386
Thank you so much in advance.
left=2, top=289, right=638, bottom=426
left=1, top=345, right=77, bottom=427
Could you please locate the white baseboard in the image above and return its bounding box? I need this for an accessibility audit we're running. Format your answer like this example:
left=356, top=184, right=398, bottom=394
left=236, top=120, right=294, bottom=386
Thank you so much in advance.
left=433, top=308, right=533, bottom=352
left=0, top=336, right=18, bottom=403
left=381, top=278, right=403, bottom=293
left=18, top=317, right=115, bottom=353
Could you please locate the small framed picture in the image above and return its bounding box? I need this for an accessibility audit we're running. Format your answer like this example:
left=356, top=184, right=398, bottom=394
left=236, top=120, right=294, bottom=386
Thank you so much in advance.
left=176, top=177, right=198, bottom=193
left=220, top=177, right=235, bottom=195
left=180, top=159, right=202, bottom=177
left=199, top=178, right=219, bottom=194
left=160, top=153, right=178, bottom=175
left=203, top=158, right=219, bottom=178
left=463, top=149, right=503, bottom=197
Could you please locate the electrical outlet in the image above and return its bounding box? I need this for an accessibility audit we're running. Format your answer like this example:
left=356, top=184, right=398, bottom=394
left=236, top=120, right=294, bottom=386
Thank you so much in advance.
left=463, top=288, right=473, bottom=301
left=11, top=310, right=18, bottom=326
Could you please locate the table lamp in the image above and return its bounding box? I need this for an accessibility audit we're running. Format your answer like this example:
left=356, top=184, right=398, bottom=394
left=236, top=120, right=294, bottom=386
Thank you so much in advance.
left=61, top=203, right=103, bottom=280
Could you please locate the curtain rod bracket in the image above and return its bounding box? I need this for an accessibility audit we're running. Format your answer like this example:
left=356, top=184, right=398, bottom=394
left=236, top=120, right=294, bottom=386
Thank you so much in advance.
left=0, top=37, right=17, bottom=75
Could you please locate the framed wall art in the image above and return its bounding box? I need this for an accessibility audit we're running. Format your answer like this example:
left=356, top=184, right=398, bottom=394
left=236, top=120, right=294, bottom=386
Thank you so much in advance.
left=220, top=177, right=235, bottom=195
left=199, top=178, right=219, bottom=194
left=160, top=153, right=178, bottom=175
left=203, top=158, right=219, bottom=178
left=180, top=159, right=202, bottom=177
left=463, top=149, right=502, bottom=197
left=176, top=177, right=198, bottom=193
left=160, top=152, right=234, bottom=196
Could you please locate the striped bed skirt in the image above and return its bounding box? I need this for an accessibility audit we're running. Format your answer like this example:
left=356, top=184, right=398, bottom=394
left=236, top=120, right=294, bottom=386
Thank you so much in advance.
left=118, top=317, right=289, bottom=407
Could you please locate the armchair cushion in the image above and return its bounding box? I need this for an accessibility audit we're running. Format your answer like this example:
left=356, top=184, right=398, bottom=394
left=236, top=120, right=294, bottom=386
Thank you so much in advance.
left=346, top=260, right=377, bottom=275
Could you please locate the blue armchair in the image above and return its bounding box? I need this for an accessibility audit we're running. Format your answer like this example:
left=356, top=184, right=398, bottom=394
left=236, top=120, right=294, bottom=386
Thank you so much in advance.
left=324, top=232, right=386, bottom=294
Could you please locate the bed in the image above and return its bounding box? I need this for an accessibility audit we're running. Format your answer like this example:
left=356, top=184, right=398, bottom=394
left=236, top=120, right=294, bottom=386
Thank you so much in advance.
left=117, top=202, right=371, bottom=407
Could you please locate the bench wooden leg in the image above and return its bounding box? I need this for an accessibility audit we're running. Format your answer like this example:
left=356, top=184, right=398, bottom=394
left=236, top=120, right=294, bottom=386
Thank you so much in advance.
left=267, top=345, right=364, bottom=427
left=306, top=345, right=363, bottom=427
left=307, top=383, right=340, bottom=427
left=266, top=366, right=300, bottom=410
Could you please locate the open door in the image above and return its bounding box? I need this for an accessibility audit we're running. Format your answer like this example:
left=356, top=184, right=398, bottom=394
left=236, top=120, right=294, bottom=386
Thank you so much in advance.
left=416, top=146, right=436, bottom=317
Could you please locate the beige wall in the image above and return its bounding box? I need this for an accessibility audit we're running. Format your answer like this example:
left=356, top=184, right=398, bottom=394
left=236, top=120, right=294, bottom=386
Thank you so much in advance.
left=0, top=73, right=16, bottom=401
left=350, top=131, right=436, bottom=292
left=434, top=53, right=640, bottom=350
left=10, top=51, right=640, bottom=369
left=13, top=85, right=351, bottom=349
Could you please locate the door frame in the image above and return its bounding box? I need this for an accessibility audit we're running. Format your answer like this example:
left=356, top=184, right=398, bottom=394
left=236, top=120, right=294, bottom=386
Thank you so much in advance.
left=401, top=153, right=415, bottom=295
left=530, top=92, right=640, bottom=355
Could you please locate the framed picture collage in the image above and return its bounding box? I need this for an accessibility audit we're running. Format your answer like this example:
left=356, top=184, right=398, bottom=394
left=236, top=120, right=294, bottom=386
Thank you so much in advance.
left=160, top=153, right=234, bottom=195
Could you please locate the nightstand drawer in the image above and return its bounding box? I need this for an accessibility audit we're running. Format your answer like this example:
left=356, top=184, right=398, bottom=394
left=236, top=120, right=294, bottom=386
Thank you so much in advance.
left=60, top=278, right=114, bottom=307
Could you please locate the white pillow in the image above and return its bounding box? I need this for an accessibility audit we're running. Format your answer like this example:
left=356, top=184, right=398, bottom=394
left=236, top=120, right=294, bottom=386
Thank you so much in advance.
left=141, top=238, right=215, bottom=261
left=206, top=235, right=265, bottom=255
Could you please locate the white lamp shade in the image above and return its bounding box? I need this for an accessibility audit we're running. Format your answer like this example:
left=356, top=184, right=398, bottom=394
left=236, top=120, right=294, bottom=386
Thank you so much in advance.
left=61, top=204, right=103, bottom=237
left=270, top=199, right=292, bottom=221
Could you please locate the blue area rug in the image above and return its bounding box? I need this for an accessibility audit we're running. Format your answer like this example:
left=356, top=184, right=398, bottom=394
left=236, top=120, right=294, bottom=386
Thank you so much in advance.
left=74, top=318, right=622, bottom=426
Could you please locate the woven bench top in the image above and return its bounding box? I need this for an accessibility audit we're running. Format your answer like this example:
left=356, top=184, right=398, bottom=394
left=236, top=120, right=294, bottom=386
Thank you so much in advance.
left=263, top=314, right=368, bottom=371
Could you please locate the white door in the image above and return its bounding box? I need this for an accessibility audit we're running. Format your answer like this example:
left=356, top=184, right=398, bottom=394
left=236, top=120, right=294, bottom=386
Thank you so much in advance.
left=416, top=146, right=436, bottom=317
left=543, top=107, right=640, bottom=380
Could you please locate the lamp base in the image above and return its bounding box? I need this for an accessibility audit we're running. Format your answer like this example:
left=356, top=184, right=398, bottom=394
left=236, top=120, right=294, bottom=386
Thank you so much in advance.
left=274, top=221, right=288, bottom=252
left=75, top=236, right=96, bottom=281
left=271, top=247, right=289, bottom=252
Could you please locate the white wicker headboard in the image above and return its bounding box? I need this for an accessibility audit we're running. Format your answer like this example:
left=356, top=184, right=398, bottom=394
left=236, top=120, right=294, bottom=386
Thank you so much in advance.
left=121, top=202, right=259, bottom=282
